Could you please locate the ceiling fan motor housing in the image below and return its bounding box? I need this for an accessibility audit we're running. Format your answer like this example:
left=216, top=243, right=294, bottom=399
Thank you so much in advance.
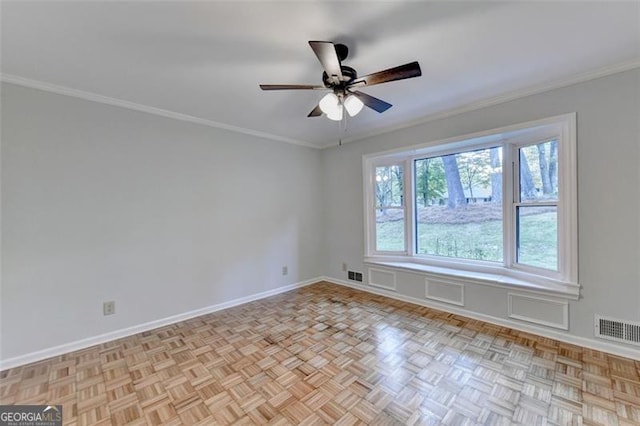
left=322, top=66, right=357, bottom=89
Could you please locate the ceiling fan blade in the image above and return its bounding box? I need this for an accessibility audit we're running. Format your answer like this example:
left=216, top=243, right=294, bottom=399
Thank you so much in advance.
left=308, top=105, right=323, bottom=117
left=349, top=61, right=421, bottom=87
left=351, top=91, right=392, bottom=113
left=260, top=84, right=325, bottom=90
left=309, top=41, right=343, bottom=81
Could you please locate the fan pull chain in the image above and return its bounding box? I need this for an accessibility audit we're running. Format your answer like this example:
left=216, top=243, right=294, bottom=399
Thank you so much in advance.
left=338, top=107, right=348, bottom=146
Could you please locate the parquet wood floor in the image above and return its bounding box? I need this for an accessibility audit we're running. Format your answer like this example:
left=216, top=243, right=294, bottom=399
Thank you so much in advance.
left=1, top=282, right=639, bottom=425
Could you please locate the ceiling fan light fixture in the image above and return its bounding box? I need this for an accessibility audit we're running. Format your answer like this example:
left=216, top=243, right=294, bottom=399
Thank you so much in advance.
left=326, top=106, right=343, bottom=121
left=344, top=94, right=364, bottom=117
left=319, top=93, right=340, bottom=114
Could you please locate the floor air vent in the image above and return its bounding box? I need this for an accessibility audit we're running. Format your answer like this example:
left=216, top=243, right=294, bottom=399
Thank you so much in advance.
left=595, top=315, right=640, bottom=346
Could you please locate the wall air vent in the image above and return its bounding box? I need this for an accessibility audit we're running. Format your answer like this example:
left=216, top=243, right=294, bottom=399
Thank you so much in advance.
left=595, top=315, right=640, bottom=346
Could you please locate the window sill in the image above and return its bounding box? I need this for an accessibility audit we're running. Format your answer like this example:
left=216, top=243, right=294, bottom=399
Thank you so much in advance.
left=364, top=258, right=580, bottom=300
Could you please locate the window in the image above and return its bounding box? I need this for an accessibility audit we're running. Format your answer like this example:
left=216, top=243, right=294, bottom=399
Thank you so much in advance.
left=364, top=114, right=578, bottom=295
left=516, top=141, right=559, bottom=271
left=374, top=164, right=406, bottom=252
left=414, top=146, right=503, bottom=262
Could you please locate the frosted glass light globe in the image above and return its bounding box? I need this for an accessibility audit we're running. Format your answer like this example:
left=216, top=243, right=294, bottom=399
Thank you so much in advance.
left=344, top=95, right=364, bottom=117
left=326, top=106, right=343, bottom=121
left=319, top=93, right=340, bottom=115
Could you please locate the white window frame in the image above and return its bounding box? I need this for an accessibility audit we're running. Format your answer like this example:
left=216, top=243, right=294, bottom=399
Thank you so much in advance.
left=363, top=113, right=578, bottom=297
left=370, top=161, right=410, bottom=255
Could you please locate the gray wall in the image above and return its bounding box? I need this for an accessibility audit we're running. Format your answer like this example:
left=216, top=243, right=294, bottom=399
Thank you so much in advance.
left=322, top=69, right=640, bottom=345
left=1, top=84, right=324, bottom=360
left=2, top=68, right=639, bottom=362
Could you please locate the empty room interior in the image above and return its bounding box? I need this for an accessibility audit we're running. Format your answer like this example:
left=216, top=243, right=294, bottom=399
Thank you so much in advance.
left=2, top=1, right=640, bottom=425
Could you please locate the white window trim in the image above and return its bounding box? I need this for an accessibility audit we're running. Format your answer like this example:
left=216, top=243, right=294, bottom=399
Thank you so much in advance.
left=363, top=113, right=579, bottom=298
left=368, top=160, right=410, bottom=256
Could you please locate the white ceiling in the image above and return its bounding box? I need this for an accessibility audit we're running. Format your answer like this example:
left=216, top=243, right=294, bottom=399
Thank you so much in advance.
left=2, top=1, right=639, bottom=148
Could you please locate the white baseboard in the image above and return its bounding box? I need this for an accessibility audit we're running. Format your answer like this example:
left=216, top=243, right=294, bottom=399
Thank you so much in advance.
left=322, top=276, right=640, bottom=361
left=0, top=278, right=320, bottom=371
left=4, top=275, right=636, bottom=370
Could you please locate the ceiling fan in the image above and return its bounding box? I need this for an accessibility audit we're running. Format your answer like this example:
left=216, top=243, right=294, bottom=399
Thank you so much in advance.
left=260, top=41, right=422, bottom=121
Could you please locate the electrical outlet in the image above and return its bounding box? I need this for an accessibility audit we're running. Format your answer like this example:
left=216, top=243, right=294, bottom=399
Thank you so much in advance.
left=282, top=266, right=288, bottom=276
left=355, top=272, right=363, bottom=282
left=348, top=271, right=355, bottom=280
left=103, top=301, right=115, bottom=316
left=342, top=262, right=348, bottom=272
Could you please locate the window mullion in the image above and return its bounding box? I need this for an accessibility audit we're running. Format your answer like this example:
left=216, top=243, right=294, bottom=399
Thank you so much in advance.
left=370, top=166, right=378, bottom=255
left=514, top=201, right=558, bottom=208
left=503, top=143, right=515, bottom=269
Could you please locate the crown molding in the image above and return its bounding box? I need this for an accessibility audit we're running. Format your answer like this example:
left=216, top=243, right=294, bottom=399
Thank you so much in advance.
left=330, top=58, right=640, bottom=148
left=0, top=73, right=319, bottom=149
